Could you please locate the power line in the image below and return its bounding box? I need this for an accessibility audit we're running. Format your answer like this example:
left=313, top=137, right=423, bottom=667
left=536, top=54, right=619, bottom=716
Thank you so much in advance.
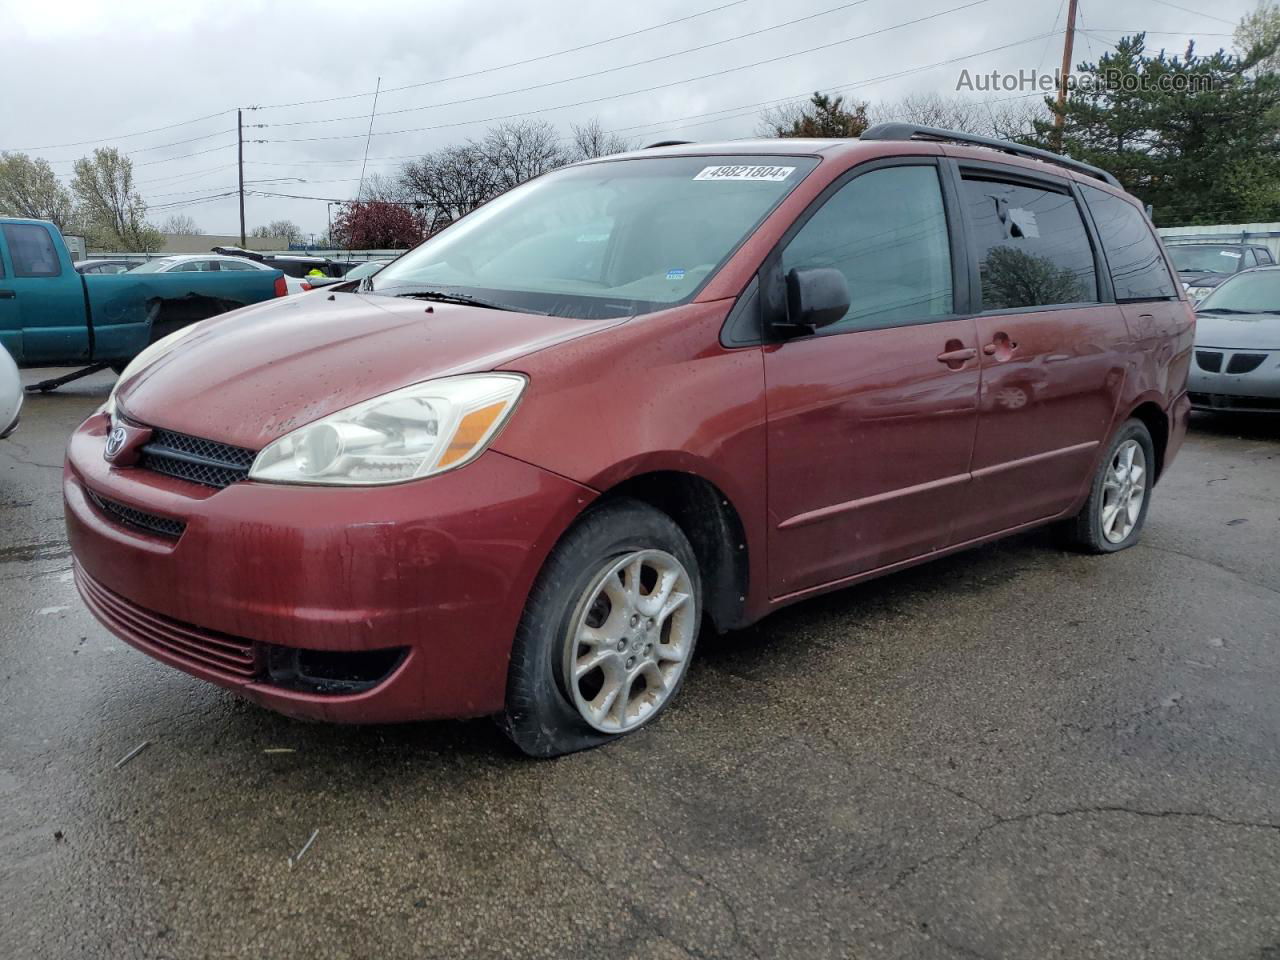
left=609, top=31, right=1059, bottom=139
left=249, top=0, right=749, bottom=112
left=260, top=0, right=992, bottom=145
left=1146, top=0, right=1239, bottom=28
left=258, top=0, right=880, bottom=131
left=4, top=109, right=235, bottom=153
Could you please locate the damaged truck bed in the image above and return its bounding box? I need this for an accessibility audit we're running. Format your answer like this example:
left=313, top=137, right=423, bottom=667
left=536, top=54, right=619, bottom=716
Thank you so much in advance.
left=0, top=218, right=286, bottom=380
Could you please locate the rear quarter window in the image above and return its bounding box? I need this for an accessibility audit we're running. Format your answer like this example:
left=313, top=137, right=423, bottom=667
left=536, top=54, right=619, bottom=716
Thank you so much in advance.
left=1081, top=186, right=1178, bottom=300
left=961, top=176, right=1097, bottom=310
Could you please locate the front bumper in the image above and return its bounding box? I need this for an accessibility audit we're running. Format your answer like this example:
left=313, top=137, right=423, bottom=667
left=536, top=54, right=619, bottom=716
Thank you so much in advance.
left=1188, top=347, right=1280, bottom=412
left=64, top=412, right=596, bottom=722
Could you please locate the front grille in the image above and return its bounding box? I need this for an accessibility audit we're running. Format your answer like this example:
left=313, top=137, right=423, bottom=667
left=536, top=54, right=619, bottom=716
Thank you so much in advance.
left=139, top=428, right=256, bottom=490
left=1196, top=350, right=1223, bottom=372
left=1226, top=352, right=1267, bottom=374
left=74, top=563, right=260, bottom=680
left=86, top=489, right=186, bottom=540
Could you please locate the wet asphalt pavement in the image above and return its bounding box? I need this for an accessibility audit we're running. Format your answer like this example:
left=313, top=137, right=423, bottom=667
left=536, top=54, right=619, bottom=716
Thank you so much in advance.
left=2, top=368, right=1279, bottom=960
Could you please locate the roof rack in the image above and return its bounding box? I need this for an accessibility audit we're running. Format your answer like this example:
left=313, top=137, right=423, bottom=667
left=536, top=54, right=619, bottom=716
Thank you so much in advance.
left=643, top=140, right=694, bottom=149
left=860, top=123, right=1121, bottom=188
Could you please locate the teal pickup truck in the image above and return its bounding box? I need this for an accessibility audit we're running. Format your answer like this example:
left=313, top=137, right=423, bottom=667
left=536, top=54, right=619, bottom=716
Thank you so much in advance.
left=0, top=218, right=286, bottom=380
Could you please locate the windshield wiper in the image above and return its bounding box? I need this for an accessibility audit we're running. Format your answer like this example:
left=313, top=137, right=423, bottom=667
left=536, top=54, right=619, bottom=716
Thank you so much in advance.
left=1196, top=307, right=1263, bottom=314
left=390, top=288, right=542, bottom=314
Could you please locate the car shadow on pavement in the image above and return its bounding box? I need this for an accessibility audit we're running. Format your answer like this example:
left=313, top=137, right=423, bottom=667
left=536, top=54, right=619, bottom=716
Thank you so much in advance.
left=1188, top=410, right=1280, bottom=442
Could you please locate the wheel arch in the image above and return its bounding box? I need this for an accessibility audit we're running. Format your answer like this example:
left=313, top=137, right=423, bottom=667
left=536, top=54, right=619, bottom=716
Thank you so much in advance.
left=1124, top=398, right=1170, bottom=482
left=595, top=469, right=751, bottom=635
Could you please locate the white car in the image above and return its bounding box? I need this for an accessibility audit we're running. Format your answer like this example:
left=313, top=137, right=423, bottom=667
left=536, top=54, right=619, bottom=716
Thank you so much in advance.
left=127, top=255, right=314, bottom=294
left=1, top=342, right=21, bottom=438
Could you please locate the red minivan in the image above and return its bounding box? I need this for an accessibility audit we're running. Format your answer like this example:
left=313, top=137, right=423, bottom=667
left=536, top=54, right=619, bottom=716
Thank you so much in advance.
left=65, top=127, right=1193, bottom=756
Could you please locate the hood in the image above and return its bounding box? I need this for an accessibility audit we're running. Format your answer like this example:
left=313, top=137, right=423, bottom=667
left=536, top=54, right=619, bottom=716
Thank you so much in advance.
left=117, top=291, right=623, bottom=449
left=1194, top=311, right=1280, bottom=350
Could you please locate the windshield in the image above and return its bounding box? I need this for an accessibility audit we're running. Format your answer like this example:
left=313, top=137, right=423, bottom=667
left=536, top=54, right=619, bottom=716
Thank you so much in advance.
left=1168, top=245, right=1245, bottom=275
left=128, top=258, right=179, bottom=274
left=1197, top=270, right=1280, bottom=313
left=371, top=154, right=819, bottom=318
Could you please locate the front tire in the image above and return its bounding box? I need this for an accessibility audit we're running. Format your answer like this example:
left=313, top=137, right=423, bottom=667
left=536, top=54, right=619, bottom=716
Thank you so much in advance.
left=1058, top=418, right=1155, bottom=554
left=499, top=498, right=701, bottom=758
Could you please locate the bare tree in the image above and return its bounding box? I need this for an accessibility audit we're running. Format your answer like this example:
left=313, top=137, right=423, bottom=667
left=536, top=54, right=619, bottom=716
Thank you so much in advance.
left=757, top=93, right=869, bottom=138
left=399, top=144, right=500, bottom=231
left=71, top=148, right=162, bottom=251
left=160, top=213, right=201, bottom=235
left=0, top=152, right=74, bottom=229
left=569, top=118, right=633, bottom=160
left=476, top=119, right=568, bottom=192
left=755, top=101, right=809, bottom=138
left=869, top=92, right=1047, bottom=141
left=358, top=171, right=410, bottom=204
left=250, top=219, right=302, bottom=243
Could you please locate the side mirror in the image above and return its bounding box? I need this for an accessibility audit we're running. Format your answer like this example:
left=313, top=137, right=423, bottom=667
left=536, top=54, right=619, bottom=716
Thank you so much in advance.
left=783, top=267, right=850, bottom=331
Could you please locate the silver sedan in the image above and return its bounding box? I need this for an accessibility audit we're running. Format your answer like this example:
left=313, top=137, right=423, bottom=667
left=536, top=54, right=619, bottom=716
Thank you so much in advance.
left=1189, top=267, right=1280, bottom=414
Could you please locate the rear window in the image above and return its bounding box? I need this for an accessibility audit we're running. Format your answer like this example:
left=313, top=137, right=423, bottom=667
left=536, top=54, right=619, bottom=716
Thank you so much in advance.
left=2, top=223, right=61, bottom=277
left=961, top=176, right=1097, bottom=310
left=1082, top=186, right=1178, bottom=300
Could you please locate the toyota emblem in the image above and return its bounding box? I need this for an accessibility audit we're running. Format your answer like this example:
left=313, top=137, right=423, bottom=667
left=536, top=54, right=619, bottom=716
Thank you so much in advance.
left=104, top=426, right=128, bottom=461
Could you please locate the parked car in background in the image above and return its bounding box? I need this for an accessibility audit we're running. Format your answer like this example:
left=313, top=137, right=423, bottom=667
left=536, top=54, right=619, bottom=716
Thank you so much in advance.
left=65, top=127, right=1192, bottom=756
left=0, top=341, right=20, bottom=437
left=0, top=218, right=287, bottom=370
left=1189, top=266, right=1280, bottom=413
left=210, top=246, right=350, bottom=279
left=342, top=258, right=393, bottom=283
left=1167, top=243, right=1275, bottom=300
left=129, top=254, right=314, bottom=294
left=307, top=258, right=396, bottom=291
left=74, top=259, right=134, bottom=275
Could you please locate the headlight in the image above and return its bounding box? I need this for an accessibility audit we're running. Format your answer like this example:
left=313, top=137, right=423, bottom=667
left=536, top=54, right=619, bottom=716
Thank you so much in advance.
left=100, top=322, right=207, bottom=418
left=248, top=373, right=526, bottom=486
left=1188, top=286, right=1213, bottom=300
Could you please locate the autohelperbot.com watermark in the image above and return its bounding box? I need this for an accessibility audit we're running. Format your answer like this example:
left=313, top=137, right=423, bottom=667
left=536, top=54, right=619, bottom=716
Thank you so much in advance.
left=956, top=68, right=1218, bottom=94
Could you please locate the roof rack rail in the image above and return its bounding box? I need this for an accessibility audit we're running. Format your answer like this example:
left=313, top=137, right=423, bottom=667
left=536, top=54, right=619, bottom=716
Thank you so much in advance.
left=860, top=123, right=1121, bottom=188
left=643, top=140, right=694, bottom=149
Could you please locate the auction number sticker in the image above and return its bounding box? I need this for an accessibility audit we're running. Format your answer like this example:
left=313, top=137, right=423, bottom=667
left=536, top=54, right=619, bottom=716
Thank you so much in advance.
left=693, top=165, right=795, bottom=182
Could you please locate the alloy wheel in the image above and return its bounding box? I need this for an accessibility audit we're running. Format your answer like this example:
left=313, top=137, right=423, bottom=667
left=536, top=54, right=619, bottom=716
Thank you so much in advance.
left=1101, top=439, right=1147, bottom=544
left=561, top=549, right=696, bottom=734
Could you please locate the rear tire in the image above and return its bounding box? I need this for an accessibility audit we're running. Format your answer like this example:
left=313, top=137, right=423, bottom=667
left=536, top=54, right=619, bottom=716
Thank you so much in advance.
left=499, top=498, right=701, bottom=758
left=1058, top=418, right=1155, bottom=554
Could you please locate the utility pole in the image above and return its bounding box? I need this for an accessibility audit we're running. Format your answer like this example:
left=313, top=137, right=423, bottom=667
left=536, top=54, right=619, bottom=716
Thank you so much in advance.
left=237, top=108, right=246, bottom=247
left=1053, top=0, right=1079, bottom=151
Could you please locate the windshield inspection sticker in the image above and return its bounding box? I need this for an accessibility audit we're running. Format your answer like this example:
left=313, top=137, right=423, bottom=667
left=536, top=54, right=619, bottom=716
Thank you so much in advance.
left=693, top=164, right=795, bottom=182
left=666, top=269, right=686, bottom=280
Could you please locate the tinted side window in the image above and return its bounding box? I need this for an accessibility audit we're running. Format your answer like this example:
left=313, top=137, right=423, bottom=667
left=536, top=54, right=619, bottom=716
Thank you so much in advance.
left=1242, top=249, right=1257, bottom=268
left=961, top=176, right=1097, bottom=310
left=1257, top=248, right=1275, bottom=265
left=1081, top=186, right=1177, bottom=300
left=2, top=224, right=61, bottom=277
left=781, top=165, right=953, bottom=331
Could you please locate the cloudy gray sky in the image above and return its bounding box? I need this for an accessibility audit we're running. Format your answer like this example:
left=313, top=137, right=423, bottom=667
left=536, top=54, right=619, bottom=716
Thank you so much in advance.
left=0, top=0, right=1249, bottom=240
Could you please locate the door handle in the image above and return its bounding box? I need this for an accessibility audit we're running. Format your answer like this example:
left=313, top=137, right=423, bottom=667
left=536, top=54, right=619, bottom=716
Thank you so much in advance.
left=0, top=290, right=14, bottom=299
left=937, top=347, right=977, bottom=363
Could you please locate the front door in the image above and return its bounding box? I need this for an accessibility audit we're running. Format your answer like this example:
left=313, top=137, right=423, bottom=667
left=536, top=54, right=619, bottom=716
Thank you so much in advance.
left=764, top=161, right=980, bottom=598
left=0, top=222, right=87, bottom=364
left=952, top=170, right=1127, bottom=539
